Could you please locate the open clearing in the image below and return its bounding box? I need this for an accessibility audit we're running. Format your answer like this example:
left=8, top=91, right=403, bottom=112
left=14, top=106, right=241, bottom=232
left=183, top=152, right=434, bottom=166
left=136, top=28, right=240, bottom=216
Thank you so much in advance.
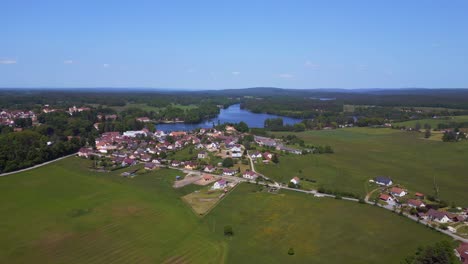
left=182, top=187, right=225, bottom=215
left=0, top=156, right=456, bottom=263
left=258, top=127, right=468, bottom=206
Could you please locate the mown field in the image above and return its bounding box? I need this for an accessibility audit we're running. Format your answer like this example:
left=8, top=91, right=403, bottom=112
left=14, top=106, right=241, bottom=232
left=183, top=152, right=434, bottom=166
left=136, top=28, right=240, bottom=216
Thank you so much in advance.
left=0, top=156, right=454, bottom=263
left=258, top=127, right=468, bottom=206
left=0, top=158, right=225, bottom=264
left=204, top=184, right=447, bottom=264
left=394, top=115, right=468, bottom=128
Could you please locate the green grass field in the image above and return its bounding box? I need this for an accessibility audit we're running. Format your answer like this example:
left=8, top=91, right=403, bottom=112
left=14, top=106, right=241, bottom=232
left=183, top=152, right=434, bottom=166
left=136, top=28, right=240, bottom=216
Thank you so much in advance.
left=0, top=158, right=224, bottom=264
left=0, top=156, right=455, bottom=263
left=204, top=184, right=447, bottom=264
left=394, top=115, right=468, bottom=128
left=258, top=127, right=468, bottom=206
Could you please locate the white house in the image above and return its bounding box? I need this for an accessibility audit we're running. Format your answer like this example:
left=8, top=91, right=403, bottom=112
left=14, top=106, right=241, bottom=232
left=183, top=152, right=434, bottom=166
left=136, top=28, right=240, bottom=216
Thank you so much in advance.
left=198, top=151, right=207, bottom=159
left=250, top=152, right=262, bottom=159
left=426, top=209, right=452, bottom=223
left=230, top=145, right=242, bottom=153
left=290, top=177, right=300, bottom=185
left=374, top=176, right=393, bottom=186
left=243, top=171, right=258, bottom=180
left=390, top=187, right=406, bottom=197
left=222, top=169, right=237, bottom=176
left=213, top=179, right=228, bottom=190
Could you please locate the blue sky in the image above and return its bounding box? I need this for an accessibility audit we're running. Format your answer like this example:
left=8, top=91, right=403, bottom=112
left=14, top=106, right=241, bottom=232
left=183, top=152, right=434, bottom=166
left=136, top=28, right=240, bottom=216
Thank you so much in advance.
left=1, top=0, right=467, bottom=89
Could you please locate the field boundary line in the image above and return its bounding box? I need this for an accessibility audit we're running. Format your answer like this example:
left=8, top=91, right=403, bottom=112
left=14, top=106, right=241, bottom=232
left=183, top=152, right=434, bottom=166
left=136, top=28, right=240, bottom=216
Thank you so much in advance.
left=0, top=153, right=77, bottom=177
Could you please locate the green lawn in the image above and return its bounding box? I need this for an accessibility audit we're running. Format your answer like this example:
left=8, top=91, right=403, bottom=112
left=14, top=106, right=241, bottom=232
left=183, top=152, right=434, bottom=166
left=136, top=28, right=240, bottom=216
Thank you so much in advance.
left=0, top=158, right=224, bottom=264
left=394, top=115, right=468, bottom=128
left=204, top=184, right=447, bottom=264
left=0, top=156, right=456, bottom=263
left=258, top=127, right=468, bottom=206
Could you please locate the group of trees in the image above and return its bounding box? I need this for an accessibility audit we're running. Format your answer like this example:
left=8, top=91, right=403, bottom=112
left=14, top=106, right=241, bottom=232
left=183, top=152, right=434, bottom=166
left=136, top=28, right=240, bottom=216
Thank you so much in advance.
left=402, top=241, right=459, bottom=264
left=264, top=118, right=307, bottom=132
left=0, top=111, right=99, bottom=173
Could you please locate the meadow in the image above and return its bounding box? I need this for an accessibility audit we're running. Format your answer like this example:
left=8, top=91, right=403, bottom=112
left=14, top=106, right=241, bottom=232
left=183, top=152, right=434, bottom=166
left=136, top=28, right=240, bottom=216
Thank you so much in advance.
left=204, top=184, right=447, bottom=264
left=258, top=127, right=468, bottom=206
left=0, top=156, right=456, bottom=263
left=0, top=158, right=225, bottom=264
left=394, top=115, right=468, bottom=128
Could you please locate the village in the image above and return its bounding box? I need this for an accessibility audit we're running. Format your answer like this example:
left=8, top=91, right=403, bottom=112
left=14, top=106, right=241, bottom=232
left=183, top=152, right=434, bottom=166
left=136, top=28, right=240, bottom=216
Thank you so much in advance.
left=74, top=115, right=468, bottom=244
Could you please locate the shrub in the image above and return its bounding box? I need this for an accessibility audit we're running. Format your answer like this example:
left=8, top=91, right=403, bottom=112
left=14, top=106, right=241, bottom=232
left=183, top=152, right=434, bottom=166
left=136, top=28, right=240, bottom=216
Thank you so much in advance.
left=288, top=248, right=295, bottom=255
left=224, top=225, right=233, bottom=236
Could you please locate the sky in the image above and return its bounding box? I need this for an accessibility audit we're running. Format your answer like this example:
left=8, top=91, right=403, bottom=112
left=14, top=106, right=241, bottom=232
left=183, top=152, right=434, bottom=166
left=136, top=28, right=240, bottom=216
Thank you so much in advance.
left=1, top=0, right=468, bottom=89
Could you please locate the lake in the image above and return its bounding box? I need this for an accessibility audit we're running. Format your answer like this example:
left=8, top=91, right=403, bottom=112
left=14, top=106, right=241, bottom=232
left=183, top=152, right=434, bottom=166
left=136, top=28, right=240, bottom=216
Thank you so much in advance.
left=156, top=104, right=302, bottom=132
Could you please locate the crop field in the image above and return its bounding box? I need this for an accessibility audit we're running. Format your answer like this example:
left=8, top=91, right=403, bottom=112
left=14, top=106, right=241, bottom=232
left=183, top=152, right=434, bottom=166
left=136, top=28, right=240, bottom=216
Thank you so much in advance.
left=258, top=127, right=468, bottom=206
left=0, top=156, right=458, bottom=263
left=204, top=184, right=447, bottom=264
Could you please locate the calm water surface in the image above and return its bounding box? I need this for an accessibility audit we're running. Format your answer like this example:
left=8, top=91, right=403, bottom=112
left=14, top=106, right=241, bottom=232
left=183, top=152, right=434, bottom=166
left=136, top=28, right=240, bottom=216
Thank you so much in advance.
left=156, top=104, right=302, bottom=132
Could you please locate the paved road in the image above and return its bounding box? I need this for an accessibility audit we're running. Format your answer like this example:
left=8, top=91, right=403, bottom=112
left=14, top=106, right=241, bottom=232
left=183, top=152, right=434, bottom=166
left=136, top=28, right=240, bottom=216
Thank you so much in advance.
left=0, top=153, right=77, bottom=177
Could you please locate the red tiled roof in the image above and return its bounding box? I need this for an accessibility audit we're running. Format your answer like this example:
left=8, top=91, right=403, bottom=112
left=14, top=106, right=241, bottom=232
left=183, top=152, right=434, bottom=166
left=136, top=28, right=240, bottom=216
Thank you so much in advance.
left=456, top=243, right=468, bottom=264
left=379, top=194, right=391, bottom=200
left=390, top=187, right=404, bottom=194
left=407, top=199, right=424, bottom=207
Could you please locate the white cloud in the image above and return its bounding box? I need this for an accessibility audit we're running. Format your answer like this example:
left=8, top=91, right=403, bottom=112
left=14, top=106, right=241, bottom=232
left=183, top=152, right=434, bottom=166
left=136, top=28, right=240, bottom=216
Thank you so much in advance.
left=186, top=68, right=196, bottom=73
left=231, top=71, right=240, bottom=75
left=278, top=73, right=294, bottom=79
left=304, top=61, right=320, bottom=69
left=0, top=59, right=17, bottom=65
left=103, top=63, right=110, bottom=68
left=64, top=60, right=74, bottom=64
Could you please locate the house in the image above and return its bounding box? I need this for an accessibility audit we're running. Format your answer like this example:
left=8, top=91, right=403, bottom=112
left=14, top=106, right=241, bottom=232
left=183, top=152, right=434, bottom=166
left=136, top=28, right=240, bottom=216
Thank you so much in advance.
left=250, top=152, right=262, bottom=159
left=151, top=159, right=162, bottom=165
left=277, top=145, right=302, bottom=155
left=213, top=179, right=227, bottom=190
left=231, top=151, right=242, bottom=158
left=77, top=148, right=93, bottom=158
left=415, top=192, right=425, bottom=199
left=379, top=194, right=394, bottom=203
left=374, top=176, right=393, bottom=186
left=198, top=151, right=207, bottom=159
left=426, top=209, right=452, bottom=223
left=222, top=169, right=237, bottom=176
left=202, top=174, right=215, bottom=182
left=254, top=136, right=277, bottom=147
left=225, top=125, right=237, bottom=132
left=390, top=187, right=406, bottom=197
left=140, top=154, right=152, bottom=162
left=455, top=243, right=468, bottom=264
left=243, top=171, right=258, bottom=180
left=230, top=145, right=242, bottom=153
left=136, top=117, right=151, bottom=123
left=123, top=130, right=147, bottom=138
left=263, top=152, right=273, bottom=160
left=171, top=160, right=181, bottom=167
left=204, top=165, right=216, bottom=173
left=206, top=142, right=219, bottom=151
left=184, top=162, right=197, bottom=170
left=290, top=177, right=300, bottom=185
left=169, top=131, right=187, bottom=137
left=407, top=199, right=425, bottom=208
left=144, top=162, right=157, bottom=170
left=122, top=158, right=136, bottom=166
